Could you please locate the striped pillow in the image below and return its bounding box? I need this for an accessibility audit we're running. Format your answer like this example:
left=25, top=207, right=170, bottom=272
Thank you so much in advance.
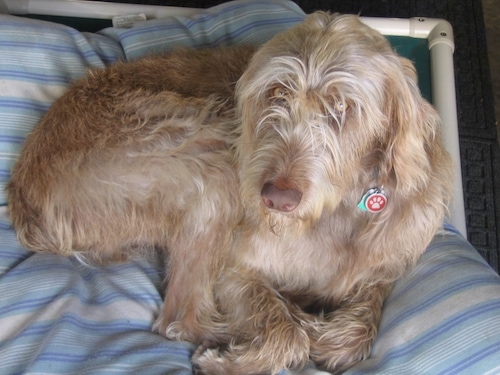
left=0, top=16, right=124, bottom=205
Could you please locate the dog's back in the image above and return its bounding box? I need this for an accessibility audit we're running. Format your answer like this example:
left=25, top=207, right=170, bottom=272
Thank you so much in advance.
left=7, top=45, right=254, bottom=258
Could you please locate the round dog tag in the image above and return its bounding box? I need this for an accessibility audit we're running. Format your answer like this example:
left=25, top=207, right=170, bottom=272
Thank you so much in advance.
left=357, top=188, right=387, bottom=213
left=365, top=191, right=387, bottom=213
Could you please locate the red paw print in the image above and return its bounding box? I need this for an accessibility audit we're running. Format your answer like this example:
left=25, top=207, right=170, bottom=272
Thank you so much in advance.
left=366, top=193, right=387, bottom=213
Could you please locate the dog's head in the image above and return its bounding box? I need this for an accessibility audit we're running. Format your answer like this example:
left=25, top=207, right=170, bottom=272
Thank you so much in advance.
left=236, top=12, right=450, bottom=232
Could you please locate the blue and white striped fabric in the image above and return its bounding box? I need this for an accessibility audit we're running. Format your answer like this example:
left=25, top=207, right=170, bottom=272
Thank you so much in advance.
left=0, top=206, right=194, bottom=374
left=100, top=0, right=305, bottom=61
left=344, top=224, right=500, bottom=375
left=0, top=16, right=125, bottom=206
left=1, top=1, right=500, bottom=374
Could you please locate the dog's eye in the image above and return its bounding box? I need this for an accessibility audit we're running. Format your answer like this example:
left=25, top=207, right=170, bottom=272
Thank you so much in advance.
left=334, top=101, right=349, bottom=113
left=273, top=87, right=288, bottom=98
left=326, top=100, right=350, bottom=129
left=269, top=86, right=289, bottom=102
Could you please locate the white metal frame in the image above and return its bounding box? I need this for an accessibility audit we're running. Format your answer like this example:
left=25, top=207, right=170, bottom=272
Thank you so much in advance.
left=0, top=0, right=467, bottom=236
left=0, top=0, right=199, bottom=18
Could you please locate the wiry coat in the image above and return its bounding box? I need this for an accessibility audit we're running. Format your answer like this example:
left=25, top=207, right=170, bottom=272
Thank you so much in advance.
left=8, top=12, right=452, bottom=375
left=7, top=45, right=255, bottom=342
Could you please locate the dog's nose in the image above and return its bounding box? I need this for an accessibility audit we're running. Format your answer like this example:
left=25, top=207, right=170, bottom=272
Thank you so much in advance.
left=261, top=182, right=302, bottom=212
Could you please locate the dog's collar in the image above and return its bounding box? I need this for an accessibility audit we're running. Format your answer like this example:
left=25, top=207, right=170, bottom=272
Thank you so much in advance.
left=357, top=187, right=387, bottom=213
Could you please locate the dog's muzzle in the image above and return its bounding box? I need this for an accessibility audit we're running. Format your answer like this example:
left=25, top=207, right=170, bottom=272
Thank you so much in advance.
left=261, top=182, right=302, bottom=212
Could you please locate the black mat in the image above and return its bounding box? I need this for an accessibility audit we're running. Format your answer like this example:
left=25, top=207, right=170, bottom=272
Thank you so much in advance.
left=100, top=0, right=500, bottom=272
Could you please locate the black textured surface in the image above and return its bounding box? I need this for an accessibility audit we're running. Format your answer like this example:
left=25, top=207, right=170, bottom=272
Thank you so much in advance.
left=100, top=0, right=500, bottom=272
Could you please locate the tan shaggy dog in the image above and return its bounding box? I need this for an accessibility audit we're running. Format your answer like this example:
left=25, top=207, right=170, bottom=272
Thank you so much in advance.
left=7, top=12, right=453, bottom=375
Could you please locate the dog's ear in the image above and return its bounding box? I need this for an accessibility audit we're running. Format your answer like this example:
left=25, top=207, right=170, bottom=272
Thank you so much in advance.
left=381, top=56, right=441, bottom=195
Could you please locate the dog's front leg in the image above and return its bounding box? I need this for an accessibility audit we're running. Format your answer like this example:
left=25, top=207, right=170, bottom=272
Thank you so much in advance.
left=153, top=227, right=230, bottom=344
left=307, top=281, right=392, bottom=373
left=193, top=269, right=311, bottom=375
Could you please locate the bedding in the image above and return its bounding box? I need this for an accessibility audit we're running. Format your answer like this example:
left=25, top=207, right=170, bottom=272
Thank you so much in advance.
left=1, top=1, right=500, bottom=374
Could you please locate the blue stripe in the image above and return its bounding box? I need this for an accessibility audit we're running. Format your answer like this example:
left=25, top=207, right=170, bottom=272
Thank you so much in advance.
left=0, top=40, right=81, bottom=55
left=0, top=295, right=61, bottom=316
left=120, top=1, right=296, bottom=38
left=438, top=341, right=500, bottom=375
left=0, top=98, right=50, bottom=112
left=0, top=170, right=12, bottom=179
left=14, top=316, right=151, bottom=338
left=381, top=276, right=499, bottom=335
left=0, top=45, right=115, bottom=67
left=389, top=256, right=464, bottom=300
left=0, top=288, right=159, bottom=316
left=0, top=19, right=80, bottom=34
left=443, top=221, right=461, bottom=234
left=390, top=253, right=469, bottom=301
left=389, top=238, right=491, bottom=302
left=0, top=98, right=51, bottom=112
left=364, top=300, right=500, bottom=372
left=4, top=261, right=154, bottom=280
left=0, top=69, right=70, bottom=85
left=0, top=135, right=25, bottom=145
left=0, top=250, right=30, bottom=261
left=34, top=346, right=191, bottom=364
left=124, top=17, right=302, bottom=53
left=208, top=17, right=303, bottom=46
left=1, top=262, right=78, bottom=277
left=0, top=221, right=13, bottom=230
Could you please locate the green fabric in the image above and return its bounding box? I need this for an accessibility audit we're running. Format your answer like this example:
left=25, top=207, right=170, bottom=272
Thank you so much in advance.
left=387, top=35, right=432, bottom=102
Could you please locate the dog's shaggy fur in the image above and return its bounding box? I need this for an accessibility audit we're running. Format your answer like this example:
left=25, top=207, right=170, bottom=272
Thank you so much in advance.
left=7, top=12, right=453, bottom=374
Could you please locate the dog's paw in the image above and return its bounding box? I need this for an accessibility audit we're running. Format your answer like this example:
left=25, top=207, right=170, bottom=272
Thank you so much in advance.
left=265, top=319, right=311, bottom=370
left=192, top=342, right=227, bottom=375
left=203, top=325, right=309, bottom=374
left=192, top=326, right=310, bottom=375
left=153, top=317, right=197, bottom=343
left=308, top=320, right=374, bottom=372
left=152, top=311, right=193, bottom=340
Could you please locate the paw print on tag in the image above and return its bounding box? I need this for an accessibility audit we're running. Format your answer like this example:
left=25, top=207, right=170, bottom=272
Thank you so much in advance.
left=366, top=193, right=387, bottom=213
